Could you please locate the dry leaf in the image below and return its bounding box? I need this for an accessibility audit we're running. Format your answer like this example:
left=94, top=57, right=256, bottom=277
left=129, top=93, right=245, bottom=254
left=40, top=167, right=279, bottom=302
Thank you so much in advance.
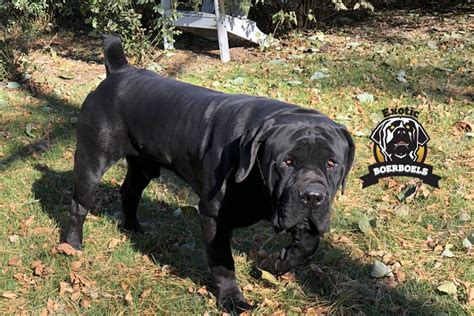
left=243, top=284, right=254, bottom=292
left=46, top=298, right=59, bottom=313
left=305, top=306, right=326, bottom=315
left=108, top=238, right=122, bottom=249
left=59, top=281, right=73, bottom=296
left=80, top=298, right=91, bottom=308
left=197, top=287, right=208, bottom=296
left=33, top=227, right=54, bottom=236
left=40, top=308, right=48, bottom=316
left=140, top=288, right=152, bottom=299
left=120, top=282, right=130, bottom=292
left=8, top=257, right=21, bottom=267
left=71, top=261, right=82, bottom=272
left=9, top=235, right=19, bottom=243
left=262, top=297, right=275, bottom=307
left=31, top=260, right=44, bottom=276
left=24, top=216, right=35, bottom=227
left=468, top=287, right=474, bottom=306
left=188, top=286, right=194, bottom=293
left=71, top=291, right=82, bottom=302
left=1, top=291, right=17, bottom=299
left=125, top=290, right=133, bottom=305
left=260, top=269, right=279, bottom=285
left=56, top=243, right=79, bottom=256
left=142, top=255, right=152, bottom=264
left=289, top=306, right=303, bottom=312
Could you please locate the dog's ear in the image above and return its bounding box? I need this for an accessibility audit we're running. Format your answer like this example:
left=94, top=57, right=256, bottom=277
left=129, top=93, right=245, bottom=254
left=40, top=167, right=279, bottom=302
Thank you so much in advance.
left=235, top=120, right=276, bottom=183
left=416, top=123, right=430, bottom=146
left=340, top=127, right=355, bottom=195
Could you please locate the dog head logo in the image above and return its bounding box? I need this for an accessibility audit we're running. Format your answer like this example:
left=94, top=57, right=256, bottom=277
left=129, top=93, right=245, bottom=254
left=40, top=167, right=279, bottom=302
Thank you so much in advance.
left=371, top=116, right=429, bottom=164
left=360, top=108, right=441, bottom=189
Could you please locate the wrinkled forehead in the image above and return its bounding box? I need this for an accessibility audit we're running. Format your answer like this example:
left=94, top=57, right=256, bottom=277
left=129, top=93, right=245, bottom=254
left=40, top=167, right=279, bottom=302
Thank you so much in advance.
left=269, top=124, right=347, bottom=158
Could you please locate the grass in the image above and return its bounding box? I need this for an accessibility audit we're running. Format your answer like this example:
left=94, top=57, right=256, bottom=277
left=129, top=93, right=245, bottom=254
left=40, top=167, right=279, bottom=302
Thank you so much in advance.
left=1, top=10, right=473, bottom=315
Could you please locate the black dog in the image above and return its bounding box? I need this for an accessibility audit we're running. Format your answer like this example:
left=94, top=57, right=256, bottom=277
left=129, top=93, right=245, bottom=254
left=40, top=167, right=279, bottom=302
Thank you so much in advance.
left=62, top=35, right=355, bottom=312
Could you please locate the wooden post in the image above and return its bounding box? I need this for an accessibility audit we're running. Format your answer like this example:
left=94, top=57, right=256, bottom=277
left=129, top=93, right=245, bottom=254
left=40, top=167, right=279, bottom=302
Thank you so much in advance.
left=213, top=0, right=230, bottom=62
left=161, top=0, right=174, bottom=49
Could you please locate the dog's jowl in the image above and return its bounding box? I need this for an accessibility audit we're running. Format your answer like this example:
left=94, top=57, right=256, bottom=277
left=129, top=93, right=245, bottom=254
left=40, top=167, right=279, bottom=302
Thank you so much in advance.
left=63, top=35, right=355, bottom=313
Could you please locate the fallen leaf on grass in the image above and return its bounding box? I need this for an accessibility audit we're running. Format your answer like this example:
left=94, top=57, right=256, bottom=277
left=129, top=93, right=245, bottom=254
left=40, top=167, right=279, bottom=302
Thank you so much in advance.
left=356, top=92, right=374, bottom=104
left=80, top=298, right=91, bottom=308
left=243, top=284, right=254, bottom=292
left=19, top=216, right=35, bottom=235
left=304, top=306, right=327, bottom=315
left=468, top=287, right=474, bottom=306
left=310, top=71, right=329, bottom=80
left=462, top=238, right=472, bottom=249
left=125, top=291, right=133, bottom=305
left=31, top=260, right=44, bottom=276
left=33, top=227, right=54, bottom=236
left=260, top=269, right=279, bottom=286
left=25, top=123, right=34, bottom=137
left=8, top=257, right=21, bottom=267
left=437, top=281, right=457, bottom=295
left=71, top=261, right=82, bottom=272
left=140, top=288, right=152, bottom=299
left=46, top=298, right=59, bottom=313
left=71, top=291, right=81, bottom=302
left=9, top=235, right=19, bottom=243
left=371, top=260, right=393, bottom=278
left=459, top=212, right=471, bottom=222
left=59, top=282, right=73, bottom=296
left=1, top=291, right=17, bottom=299
left=441, top=245, right=455, bottom=258
left=197, top=286, right=208, bottom=296
left=358, top=215, right=373, bottom=234
left=108, top=238, right=123, bottom=249
left=55, top=243, right=80, bottom=256
left=262, top=297, right=276, bottom=307
left=394, top=205, right=410, bottom=218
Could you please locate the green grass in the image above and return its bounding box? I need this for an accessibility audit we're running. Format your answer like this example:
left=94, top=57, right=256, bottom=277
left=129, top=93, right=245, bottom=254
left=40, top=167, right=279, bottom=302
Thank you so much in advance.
left=1, top=12, right=473, bottom=315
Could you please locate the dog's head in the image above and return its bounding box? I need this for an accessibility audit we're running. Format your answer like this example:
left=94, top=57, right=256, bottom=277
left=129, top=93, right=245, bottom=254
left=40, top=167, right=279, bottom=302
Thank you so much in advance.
left=371, top=116, right=428, bottom=162
left=236, top=111, right=355, bottom=237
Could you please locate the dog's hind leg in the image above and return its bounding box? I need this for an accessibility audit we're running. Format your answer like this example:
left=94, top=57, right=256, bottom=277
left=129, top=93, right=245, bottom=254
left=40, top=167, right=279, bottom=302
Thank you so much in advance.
left=62, top=139, right=123, bottom=249
left=119, top=156, right=155, bottom=232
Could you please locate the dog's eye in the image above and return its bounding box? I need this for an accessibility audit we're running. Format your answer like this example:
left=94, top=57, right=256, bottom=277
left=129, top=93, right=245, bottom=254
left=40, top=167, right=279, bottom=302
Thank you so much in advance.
left=327, top=159, right=336, bottom=169
left=390, top=125, right=395, bottom=130
left=405, top=124, right=411, bottom=129
left=284, top=159, right=294, bottom=167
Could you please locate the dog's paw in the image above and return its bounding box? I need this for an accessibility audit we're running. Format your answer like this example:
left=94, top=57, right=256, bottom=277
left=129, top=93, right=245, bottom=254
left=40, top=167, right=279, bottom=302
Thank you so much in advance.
left=121, top=220, right=143, bottom=233
left=218, top=289, right=252, bottom=313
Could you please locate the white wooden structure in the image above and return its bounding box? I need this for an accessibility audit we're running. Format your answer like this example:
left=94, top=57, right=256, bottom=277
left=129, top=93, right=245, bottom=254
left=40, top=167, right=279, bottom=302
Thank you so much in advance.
left=161, top=0, right=267, bottom=62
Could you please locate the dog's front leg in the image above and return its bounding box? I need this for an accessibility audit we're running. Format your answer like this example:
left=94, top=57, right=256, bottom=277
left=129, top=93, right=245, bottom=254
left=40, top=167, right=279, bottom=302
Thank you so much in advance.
left=199, top=213, right=251, bottom=313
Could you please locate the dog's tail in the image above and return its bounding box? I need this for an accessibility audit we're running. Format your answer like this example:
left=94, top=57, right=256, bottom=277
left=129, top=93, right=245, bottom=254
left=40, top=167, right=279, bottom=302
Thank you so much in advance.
left=102, top=35, right=128, bottom=76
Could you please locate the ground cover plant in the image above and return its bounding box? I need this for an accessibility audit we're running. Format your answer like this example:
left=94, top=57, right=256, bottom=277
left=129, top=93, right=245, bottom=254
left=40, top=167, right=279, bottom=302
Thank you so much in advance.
left=1, top=9, right=473, bottom=315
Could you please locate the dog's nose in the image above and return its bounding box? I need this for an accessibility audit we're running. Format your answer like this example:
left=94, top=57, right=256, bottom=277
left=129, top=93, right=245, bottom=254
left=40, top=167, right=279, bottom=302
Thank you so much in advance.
left=299, top=189, right=324, bottom=208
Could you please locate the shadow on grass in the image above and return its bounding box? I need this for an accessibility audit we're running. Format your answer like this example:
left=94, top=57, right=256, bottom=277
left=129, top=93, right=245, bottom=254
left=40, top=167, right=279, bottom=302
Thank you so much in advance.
left=31, top=164, right=451, bottom=314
